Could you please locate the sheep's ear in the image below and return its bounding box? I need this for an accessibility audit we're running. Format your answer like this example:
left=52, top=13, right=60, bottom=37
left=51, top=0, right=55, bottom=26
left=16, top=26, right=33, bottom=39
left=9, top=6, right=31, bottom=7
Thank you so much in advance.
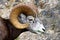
left=10, top=3, right=38, bottom=29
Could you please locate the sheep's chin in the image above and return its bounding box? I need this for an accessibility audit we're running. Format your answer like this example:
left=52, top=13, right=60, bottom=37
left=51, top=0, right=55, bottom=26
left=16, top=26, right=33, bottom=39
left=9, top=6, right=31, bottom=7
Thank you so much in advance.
left=27, top=24, right=45, bottom=34
left=32, top=28, right=45, bottom=34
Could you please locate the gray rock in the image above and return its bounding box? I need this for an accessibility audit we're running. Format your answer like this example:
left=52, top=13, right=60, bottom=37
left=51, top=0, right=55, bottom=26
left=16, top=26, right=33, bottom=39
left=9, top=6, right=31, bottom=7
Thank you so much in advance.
left=0, top=0, right=60, bottom=40
left=15, top=31, right=60, bottom=40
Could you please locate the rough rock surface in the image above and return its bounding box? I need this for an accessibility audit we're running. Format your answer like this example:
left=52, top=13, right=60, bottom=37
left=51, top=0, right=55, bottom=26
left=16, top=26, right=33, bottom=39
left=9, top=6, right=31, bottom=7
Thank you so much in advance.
left=0, top=0, right=60, bottom=40
left=15, top=31, right=60, bottom=40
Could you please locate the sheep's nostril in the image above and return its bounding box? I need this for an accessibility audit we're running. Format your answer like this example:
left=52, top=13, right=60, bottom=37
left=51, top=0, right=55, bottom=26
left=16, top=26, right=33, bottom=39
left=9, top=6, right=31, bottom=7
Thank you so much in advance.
left=42, top=28, right=45, bottom=31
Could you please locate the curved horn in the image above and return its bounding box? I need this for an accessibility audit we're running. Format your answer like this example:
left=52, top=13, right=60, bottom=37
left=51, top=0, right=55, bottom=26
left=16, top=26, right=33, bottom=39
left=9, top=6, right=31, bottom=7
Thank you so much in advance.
left=10, top=3, right=38, bottom=29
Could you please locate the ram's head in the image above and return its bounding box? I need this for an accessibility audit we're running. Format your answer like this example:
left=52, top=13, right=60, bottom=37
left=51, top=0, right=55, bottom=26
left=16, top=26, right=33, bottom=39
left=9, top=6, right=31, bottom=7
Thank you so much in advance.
left=10, top=3, right=38, bottom=29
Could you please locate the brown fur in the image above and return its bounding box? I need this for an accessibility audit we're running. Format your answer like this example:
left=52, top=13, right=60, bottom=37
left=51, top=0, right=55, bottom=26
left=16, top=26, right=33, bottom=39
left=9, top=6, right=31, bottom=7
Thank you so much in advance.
left=0, top=18, right=28, bottom=40
left=0, top=17, right=8, bottom=40
left=4, top=19, right=28, bottom=40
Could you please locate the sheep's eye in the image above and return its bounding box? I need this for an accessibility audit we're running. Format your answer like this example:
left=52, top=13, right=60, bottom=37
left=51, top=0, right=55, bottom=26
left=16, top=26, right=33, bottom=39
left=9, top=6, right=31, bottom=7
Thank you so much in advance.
left=29, top=19, right=33, bottom=21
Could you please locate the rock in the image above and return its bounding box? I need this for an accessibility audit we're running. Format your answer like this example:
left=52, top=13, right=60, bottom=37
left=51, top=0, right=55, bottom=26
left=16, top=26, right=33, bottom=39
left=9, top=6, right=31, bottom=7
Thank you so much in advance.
left=15, top=31, right=60, bottom=40
left=15, top=31, right=44, bottom=40
left=0, top=0, right=60, bottom=40
left=19, top=0, right=35, bottom=4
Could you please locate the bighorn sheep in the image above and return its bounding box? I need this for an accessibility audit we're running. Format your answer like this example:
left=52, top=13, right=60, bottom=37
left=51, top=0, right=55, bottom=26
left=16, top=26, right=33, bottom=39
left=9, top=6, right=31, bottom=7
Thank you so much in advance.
left=10, top=3, right=38, bottom=29
left=10, top=3, right=45, bottom=34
